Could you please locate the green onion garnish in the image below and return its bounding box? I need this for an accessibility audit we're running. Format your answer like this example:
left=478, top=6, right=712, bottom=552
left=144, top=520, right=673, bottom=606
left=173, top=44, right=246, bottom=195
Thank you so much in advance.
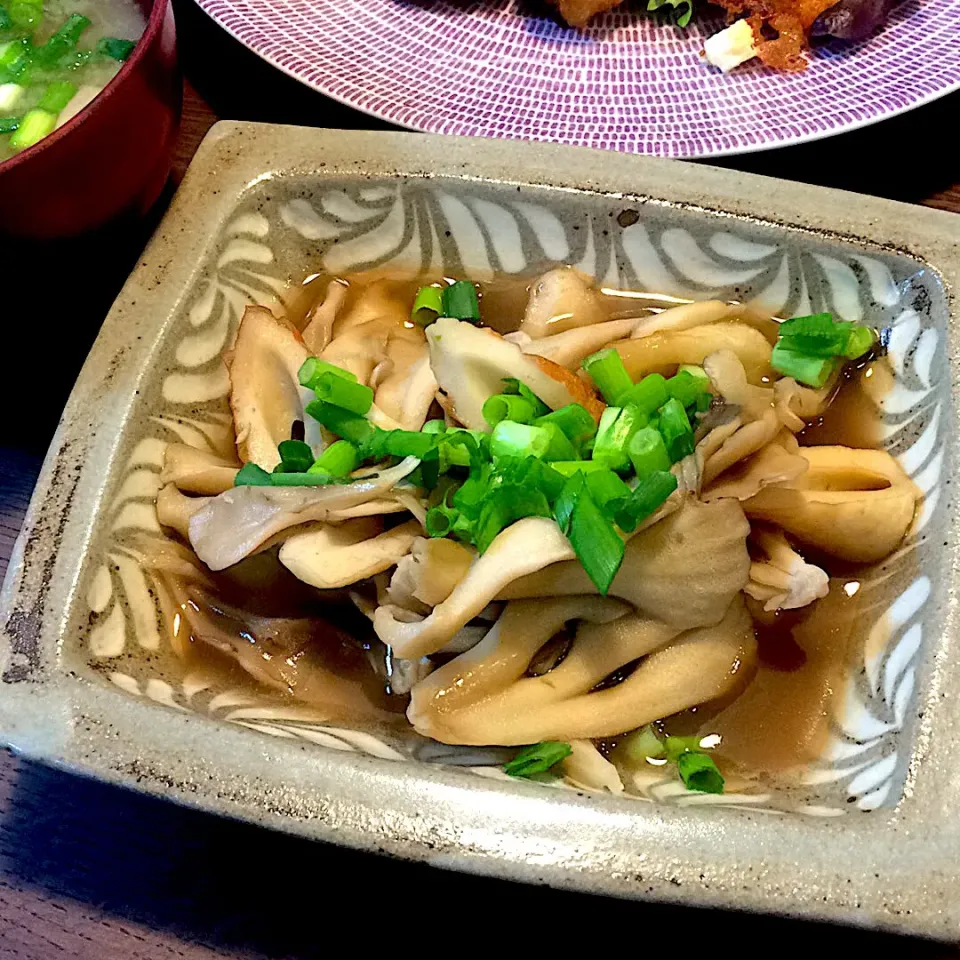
left=36, top=14, right=90, bottom=66
left=382, top=429, right=437, bottom=459
left=9, top=0, right=42, bottom=30
left=613, top=470, right=678, bottom=533
left=96, top=36, right=136, bottom=61
left=584, top=468, right=631, bottom=512
left=592, top=405, right=646, bottom=472
left=534, top=403, right=597, bottom=450
left=482, top=393, right=536, bottom=427
left=619, top=725, right=666, bottom=762
left=676, top=751, right=724, bottom=794
left=656, top=397, right=694, bottom=463
left=298, top=356, right=358, bottom=389
left=305, top=401, right=376, bottom=446
left=619, top=372, right=668, bottom=417
left=541, top=421, right=579, bottom=462
left=553, top=472, right=584, bottom=535
left=568, top=485, right=624, bottom=595
left=421, top=419, right=446, bottom=435
left=627, top=426, right=671, bottom=479
left=548, top=460, right=610, bottom=477
left=235, top=462, right=273, bottom=486
left=411, top=285, right=443, bottom=327
left=770, top=345, right=839, bottom=389
left=582, top=347, right=634, bottom=406
left=308, top=440, right=358, bottom=477
left=9, top=108, right=55, bottom=149
left=276, top=439, right=314, bottom=473
left=0, top=117, right=19, bottom=134
left=37, top=80, right=77, bottom=113
left=503, top=741, right=572, bottom=778
left=442, top=280, right=481, bottom=322
left=771, top=313, right=876, bottom=387
left=489, top=420, right=551, bottom=460
left=501, top=378, right=551, bottom=419
left=312, top=371, right=373, bottom=415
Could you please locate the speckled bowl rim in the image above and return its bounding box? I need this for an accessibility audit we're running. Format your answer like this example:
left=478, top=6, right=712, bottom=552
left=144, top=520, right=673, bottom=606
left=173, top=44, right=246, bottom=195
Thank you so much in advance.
left=1, top=123, right=959, bottom=940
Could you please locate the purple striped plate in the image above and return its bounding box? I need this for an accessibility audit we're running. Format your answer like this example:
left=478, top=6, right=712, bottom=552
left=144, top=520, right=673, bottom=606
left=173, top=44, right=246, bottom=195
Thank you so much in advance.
left=194, top=0, right=960, bottom=157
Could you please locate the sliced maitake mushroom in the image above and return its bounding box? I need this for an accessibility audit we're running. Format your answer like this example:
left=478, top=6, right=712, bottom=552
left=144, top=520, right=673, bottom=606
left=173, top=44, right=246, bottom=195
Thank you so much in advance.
left=387, top=537, right=476, bottom=611
left=373, top=516, right=578, bottom=659
left=743, top=446, right=921, bottom=563
left=409, top=596, right=754, bottom=744
left=227, top=306, right=319, bottom=470
left=302, top=278, right=348, bottom=354
left=188, top=457, right=419, bottom=571
left=426, top=318, right=604, bottom=430
left=562, top=740, right=624, bottom=794
left=161, top=443, right=239, bottom=495
left=156, top=483, right=211, bottom=540
left=519, top=266, right=607, bottom=339
left=614, top=322, right=773, bottom=385
left=745, top=526, right=830, bottom=612
left=373, top=342, right=438, bottom=432
left=500, top=498, right=750, bottom=632
left=279, top=519, right=421, bottom=589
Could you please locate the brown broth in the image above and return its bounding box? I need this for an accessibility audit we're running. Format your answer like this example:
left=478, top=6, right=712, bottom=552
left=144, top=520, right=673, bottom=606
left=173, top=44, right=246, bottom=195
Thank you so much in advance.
left=164, top=270, right=906, bottom=785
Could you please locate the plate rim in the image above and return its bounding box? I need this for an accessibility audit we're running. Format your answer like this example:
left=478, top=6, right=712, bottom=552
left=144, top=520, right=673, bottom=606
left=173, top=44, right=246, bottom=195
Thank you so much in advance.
left=2, top=122, right=960, bottom=939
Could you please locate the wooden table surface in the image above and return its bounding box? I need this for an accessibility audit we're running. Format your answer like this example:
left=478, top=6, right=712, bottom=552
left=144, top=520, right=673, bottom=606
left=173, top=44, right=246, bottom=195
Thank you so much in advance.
left=1, top=3, right=959, bottom=955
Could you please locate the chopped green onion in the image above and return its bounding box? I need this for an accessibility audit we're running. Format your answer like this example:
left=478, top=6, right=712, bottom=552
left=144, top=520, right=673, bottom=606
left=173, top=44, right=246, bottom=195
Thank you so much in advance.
left=9, top=108, right=55, bottom=149
left=548, top=460, right=609, bottom=478
left=568, top=486, right=624, bottom=595
left=843, top=325, right=876, bottom=359
left=452, top=466, right=492, bottom=519
left=619, top=725, right=666, bottom=762
left=235, top=462, right=273, bottom=486
left=501, top=378, right=551, bottom=419
left=776, top=313, right=848, bottom=356
left=770, top=343, right=839, bottom=388
left=676, top=751, right=724, bottom=794
left=627, top=426, right=671, bottom=479
left=382, top=430, right=437, bottom=459
left=411, top=285, right=443, bottom=326
left=647, top=0, right=694, bottom=27
left=36, top=79, right=76, bottom=113
left=305, top=400, right=376, bottom=446
left=613, top=470, right=678, bottom=533
left=36, top=14, right=90, bottom=66
left=489, top=420, right=551, bottom=460
left=309, top=440, right=358, bottom=477
left=582, top=347, right=633, bottom=406
left=657, top=397, right=694, bottom=462
left=584, top=469, right=631, bottom=511
left=96, top=36, right=136, bottom=61
left=312, top=371, right=374, bottom=415
left=442, top=280, right=480, bottom=322
left=553, top=472, right=584, bottom=535
left=268, top=471, right=337, bottom=486
left=482, top=393, right=536, bottom=427
left=475, top=485, right=551, bottom=552
left=541, top=421, right=579, bottom=462
left=298, top=356, right=358, bottom=389
left=276, top=439, right=314, bottom=473
left=695, top=391, right=713, bottom=413
left=503, top=741, right=572, bottom=779
left=421, top=419, right=445, bottom=435
left=592, top=405, right=646, bottom=472
left=0, top=39, right=31, bottom=81
left=425, top=502, right=459, bottom=537
left=665, top=369, right=710, bottom=409
left=0, top=5, right=11, bottom=30
left=9, top=0, right=42, bottom=30
left=534, top=403, right=597, bottom=449
left=0, top=115, right=18, bottom=134
left=620, top=372, right=668, bottom=417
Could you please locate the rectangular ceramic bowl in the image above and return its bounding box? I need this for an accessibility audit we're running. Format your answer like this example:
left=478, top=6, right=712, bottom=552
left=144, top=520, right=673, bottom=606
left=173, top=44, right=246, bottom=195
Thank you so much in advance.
left=1, top=123, right=958, bottom=939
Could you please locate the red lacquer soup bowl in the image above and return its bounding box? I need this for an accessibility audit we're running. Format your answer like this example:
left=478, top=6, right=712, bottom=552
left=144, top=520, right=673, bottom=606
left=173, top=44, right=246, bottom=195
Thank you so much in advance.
left=0, top=0, right=180, bottom=239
